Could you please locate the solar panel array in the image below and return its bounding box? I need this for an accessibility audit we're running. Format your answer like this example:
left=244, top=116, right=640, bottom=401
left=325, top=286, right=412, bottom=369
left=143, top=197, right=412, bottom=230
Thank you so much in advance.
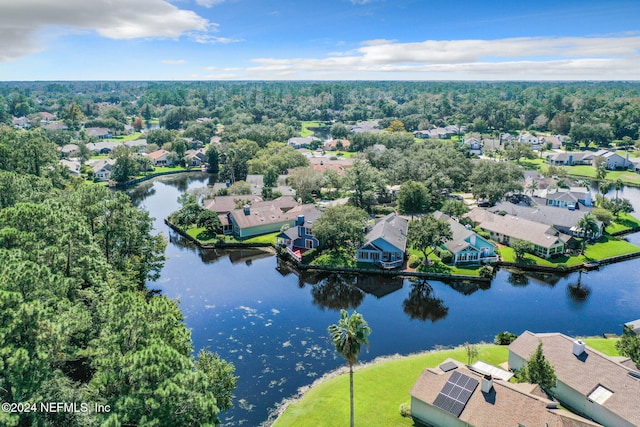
left=433, top=371, right=479, bottom=418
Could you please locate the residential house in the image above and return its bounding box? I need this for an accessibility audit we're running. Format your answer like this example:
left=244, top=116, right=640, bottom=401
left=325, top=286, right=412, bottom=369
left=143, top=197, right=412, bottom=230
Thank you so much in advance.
left=351, top=120, right=381, bottom=134
left=276, top=208, right=323, bottom=261
left=433, top=212, right=497, bottom=265
left=537, top=187, right=593, bottom=208
left=184, top=148, right=208, bottom=167
left=356, top=213, right=408, bottom=269
left=323, top=139, right=350, bottom=151
left=85, top=127, right=113, bottom=139
left=287, top=136, right=319, bottom=149
left=60, top=159, right=81, bottom=176
left=518, top=132, right=539, bottom=145
left=227, top=197, right=313, bottom=239
left=148, top=149, right=172, bottom=167
left=12, top=116, right=30, bottom=128
left=539, top=134, right=567, bottom=149
left=60, top=144, right=80, bottom=158
left=509, top=331, right=640, bottom=427
left=203, top=194, right=264, bottom=235
left=124, top=139, right=148, bottom=152
left=466, top=208, right=570, bottom=258
left=593, top=150, right=629, bottom=170
left=88, top=158, right=115, bottom=181
left=413, top=130, right=431, bottom=139
left=545, top=151, right=595, bottom=166
left=42, top=121, right=68, bottom=131
left=37, top=112, right=56, bottom=123
left=623, top=319, right=640, bottom=335
left=410, top=358, right=599, bottom=427
left=488, top=201, right=603, bottom=239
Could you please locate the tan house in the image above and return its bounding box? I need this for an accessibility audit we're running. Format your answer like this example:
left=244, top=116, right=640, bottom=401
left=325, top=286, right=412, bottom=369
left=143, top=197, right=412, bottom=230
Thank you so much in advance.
left=509, top=332, right=640, bottom=427
left=323, top=139, right=350, bottom=151
left=148, top=149, right=172, bottom=166
left=467, top=208, right=570, bottom=258
left=227, top=198, right=317, bottom=239
left=88, top=158, right=115, bottom=181
left=410, top=358, right=600, bottom=427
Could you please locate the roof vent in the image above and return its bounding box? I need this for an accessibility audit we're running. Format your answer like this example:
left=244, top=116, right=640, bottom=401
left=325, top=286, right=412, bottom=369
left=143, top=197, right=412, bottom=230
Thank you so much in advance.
left=573, top=340, right=586, bottom=357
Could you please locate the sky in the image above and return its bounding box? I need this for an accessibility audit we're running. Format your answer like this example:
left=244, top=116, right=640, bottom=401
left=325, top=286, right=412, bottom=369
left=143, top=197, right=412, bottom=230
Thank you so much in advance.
left=1, top=0, right=640, bottom=81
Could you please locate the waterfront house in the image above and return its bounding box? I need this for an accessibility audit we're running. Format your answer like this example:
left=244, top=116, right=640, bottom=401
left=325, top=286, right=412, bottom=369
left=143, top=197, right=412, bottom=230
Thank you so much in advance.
left=88, top=158, right=115, bottom=181
left=467, top=208, right=570, bottom=259
left=356, top=213, right=408, bottom=269
left=60, top=159, right=81, bottom=176
left=227, top=197, right=315, bottom=239
left=624, top=319, right=640, bottom=335
left=276, top=208, right=323, bottom=261
left=488, top=201, right=603, bottom=239
left=410, top=358, right=599, bottom=427
left=203, top=194, right=264, bottom=235
left=536, top=187, right=593, bottom=208
left=184, top=148, right=207, bottom=167
left=509, top=331, right=640, bottom=427
left=148, top=149, right=172, bottom=166
left=545, top=151, right=594, bottom=166
left=287, top=136, right=319, bottom=149
left=433, top=212, right=497, bottom=265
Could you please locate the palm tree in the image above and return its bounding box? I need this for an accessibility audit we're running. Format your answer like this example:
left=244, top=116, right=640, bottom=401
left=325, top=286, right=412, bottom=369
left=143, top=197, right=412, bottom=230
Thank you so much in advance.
left=328, top=310, right=372, bottom=427
left=526, top=180, right=539, bottom=197
left=577, top=213, right=599, bottom=254
left=614, top=178, right=624, bottom=200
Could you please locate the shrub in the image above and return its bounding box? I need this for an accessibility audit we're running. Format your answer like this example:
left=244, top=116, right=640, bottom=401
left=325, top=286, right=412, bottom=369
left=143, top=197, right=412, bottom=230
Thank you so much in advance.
left=434, top=247, right=453, bottom=264
left=301, top=248, right=317, bottom=264
left=494, top=331, right=518, bottom=345
left=497, top=210, right=507, bottom=216
left=408, top=255, right=421, bottom=269
left=478, top=230, right=491, bottom=240
left=479, top=265, right=494, bottom=278
left=371, top=205, right=396, bottom=215
left=399, top=403, right=411, bottom=418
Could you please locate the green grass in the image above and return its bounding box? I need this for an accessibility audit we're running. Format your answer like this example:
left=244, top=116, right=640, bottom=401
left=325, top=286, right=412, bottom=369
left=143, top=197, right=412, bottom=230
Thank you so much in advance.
left=311, top=249, right=357, bottom=267
left=408, top=248, right=482, bottom=276
left=104, top=132, right=143, bottom=142
left=518, top=158, right=546, bottom=170
left=334, top=151, right=355, bottom=158
left=142, top=166, right=190, bottom=174
left=274, top=345, right=508, bottom=427
left=300, top=121, right=327, bottom=137
left=273, top=338, right=617, bottom=427
left=582, top=337, right=620, bottom=356
left=499, top=235, right=640, bottom=267
left=186, top=227, right=218, bottom=244
left=244, top=231, right=279, bottom=245
left=605, top=213, right=640, bottom=234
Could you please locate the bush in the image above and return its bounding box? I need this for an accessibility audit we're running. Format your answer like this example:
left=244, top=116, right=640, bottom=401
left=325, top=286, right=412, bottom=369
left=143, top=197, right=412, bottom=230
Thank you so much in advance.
left=434, top=247, right=453, bottom=264
left=399, top=402, right=411, bottom=418
left=301, top=248, right=317, bottom=264
left=494, top=331, right=518, bottom=345
left=408, top=255, right=421, bottom=269
left=478, top=230, right=491, bottom=240
left=371, top=205, right=396, bottom=215
left=479, top=265, right=494, bottom=278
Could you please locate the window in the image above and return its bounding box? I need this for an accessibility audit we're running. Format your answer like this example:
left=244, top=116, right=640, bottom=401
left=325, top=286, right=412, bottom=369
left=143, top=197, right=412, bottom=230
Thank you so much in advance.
left=588, top=385, right=613, bottom=405
left=305, top=239, right=314, bottom=249
left=305, top=227, right=313, bottom=236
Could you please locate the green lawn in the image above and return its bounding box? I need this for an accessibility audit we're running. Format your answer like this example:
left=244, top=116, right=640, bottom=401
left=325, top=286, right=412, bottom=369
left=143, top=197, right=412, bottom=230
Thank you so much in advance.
left=186, top=227, right=218, bottom=244
left=499, top=236, right=640, bottom=267
left=300, top=121, right=327, bottom=137
left=142, top=166, right=190, bottom=174
left=334, top=151, right=355, bottom=158
left=273, top=345, right=508, bottom=427
left=104, top=132, right=143, bottom=142
left=273, top=338, right=619, bottom=427
left=605, top=213, right=640, bottom=234
left=244, top=231, right=279, bottom=245
left=409, top=249, right=483, bottom=276
left=311, top=249, right=358, bottom=267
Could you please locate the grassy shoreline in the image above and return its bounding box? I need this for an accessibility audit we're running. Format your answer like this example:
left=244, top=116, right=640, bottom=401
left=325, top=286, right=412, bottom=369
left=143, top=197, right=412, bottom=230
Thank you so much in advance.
left=271, top=338, right=619, bottom=427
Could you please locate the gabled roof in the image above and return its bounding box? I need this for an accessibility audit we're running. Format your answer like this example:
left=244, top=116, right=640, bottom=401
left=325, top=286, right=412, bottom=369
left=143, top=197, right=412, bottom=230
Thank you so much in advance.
left=148, top=149, right=170, bottom=160
left=410, top=358, right=599, bottom=427
left=85, top=127, right=111, bottom=137
left=467, top=208, right=565, bottom=249
left=362, top=213, right=408, bottom=253
left=509, top=331, right=640, bottom=426
left=488, top=202, right=600, bottom=232
left=88, top=158, right=115, bottom=173
left=203, top=195, right=263, bottom=214
left=433, top=211, right=494, bottom=254
left=230, top=202, right=317, bottom=230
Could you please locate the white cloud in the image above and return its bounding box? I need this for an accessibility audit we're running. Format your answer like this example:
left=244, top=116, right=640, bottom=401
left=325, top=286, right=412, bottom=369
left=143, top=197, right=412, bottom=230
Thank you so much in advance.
left=0, top=0, right=210, bottom=61
left=195, top=0, right=225, bottom=7
left=244, top=35, right=640, bottom=80
left=191, top=34, right=242, bottom=44
left=162, top=59, right=186, bottom=64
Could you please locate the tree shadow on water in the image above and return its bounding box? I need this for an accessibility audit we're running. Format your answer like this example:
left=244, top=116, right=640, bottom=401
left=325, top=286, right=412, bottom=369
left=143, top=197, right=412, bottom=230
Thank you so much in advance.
left=403, top=279, right=449, bottom=322
left=311, top=274, right=365, bottom=311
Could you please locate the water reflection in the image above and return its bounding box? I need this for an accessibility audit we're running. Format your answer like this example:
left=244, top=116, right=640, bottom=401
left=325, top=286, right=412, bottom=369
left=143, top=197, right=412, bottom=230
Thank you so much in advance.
left=507, top=271, right=530, bottom=287
left=311, top=274, right=365, bottom=310
left=402, top=279, right=449, bottom=322
left=567, top=270, right=591, bottom=303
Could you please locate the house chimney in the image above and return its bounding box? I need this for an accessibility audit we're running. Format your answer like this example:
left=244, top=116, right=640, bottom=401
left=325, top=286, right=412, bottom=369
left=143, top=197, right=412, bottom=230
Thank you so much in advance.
left=572, top=340, right=586, bottom=357
left=296, top=215, right=305, bottom=226
left=243, top=204, right=251, bottom=216
left=470, top=234, right=476, bottom=247
left=481, top=374, right=493, bottom=393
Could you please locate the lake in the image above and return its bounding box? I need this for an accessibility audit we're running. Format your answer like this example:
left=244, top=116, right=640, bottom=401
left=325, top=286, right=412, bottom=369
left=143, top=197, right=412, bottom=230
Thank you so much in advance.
left=130, top=174, right=640, bottom=426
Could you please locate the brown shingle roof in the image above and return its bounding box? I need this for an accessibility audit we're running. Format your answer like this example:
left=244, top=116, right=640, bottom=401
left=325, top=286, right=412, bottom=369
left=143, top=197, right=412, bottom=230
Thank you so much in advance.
left=410, top=359, right=600, bottom=427
left=509, top=331, right=640, bottom=426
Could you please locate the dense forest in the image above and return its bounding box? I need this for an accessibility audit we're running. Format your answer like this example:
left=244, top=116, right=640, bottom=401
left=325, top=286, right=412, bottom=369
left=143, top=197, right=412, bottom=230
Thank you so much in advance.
left=0, top=128, right=236, bottom=426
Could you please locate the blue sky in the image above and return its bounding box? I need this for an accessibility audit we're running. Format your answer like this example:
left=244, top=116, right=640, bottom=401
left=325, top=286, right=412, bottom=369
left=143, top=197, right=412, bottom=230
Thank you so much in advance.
left=1, top=0, right=640, bottom=80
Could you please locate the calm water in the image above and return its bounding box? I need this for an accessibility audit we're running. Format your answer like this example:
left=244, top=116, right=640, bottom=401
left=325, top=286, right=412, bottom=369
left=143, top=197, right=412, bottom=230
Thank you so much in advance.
left=131, top=174, right=640, bottom=426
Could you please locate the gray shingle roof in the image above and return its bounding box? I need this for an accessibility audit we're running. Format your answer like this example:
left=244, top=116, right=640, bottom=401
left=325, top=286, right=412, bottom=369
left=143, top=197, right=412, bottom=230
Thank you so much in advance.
left=363, top=213, right=408, bottom=252
left=510, top=331, right=640, bottom=426
left=488, top=202, right=601, bottom=232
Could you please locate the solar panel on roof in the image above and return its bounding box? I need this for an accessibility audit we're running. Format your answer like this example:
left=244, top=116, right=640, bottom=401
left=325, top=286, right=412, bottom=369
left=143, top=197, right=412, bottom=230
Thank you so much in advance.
left=432, top=372, right=479, bottom=418
left=439, top=361, right=458, bottom=372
